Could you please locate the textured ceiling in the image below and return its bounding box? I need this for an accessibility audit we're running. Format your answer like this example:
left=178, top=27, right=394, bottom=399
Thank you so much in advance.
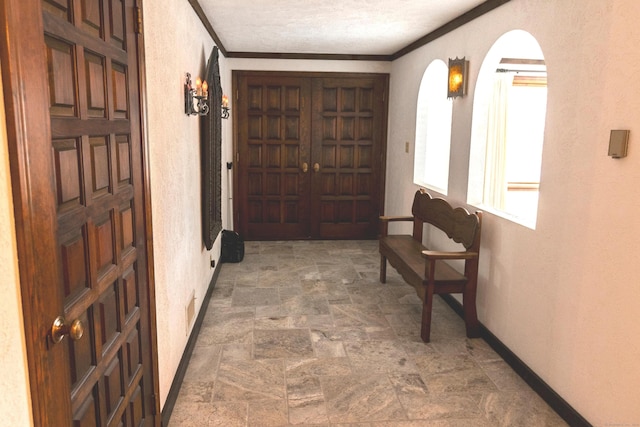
left=197, top=0, right=490, bottom=56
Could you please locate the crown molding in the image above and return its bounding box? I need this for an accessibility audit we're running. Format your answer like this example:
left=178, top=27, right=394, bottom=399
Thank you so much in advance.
left=187, top=0, right=228, bottom=56
left=391, top=0, right=511, bottom=60
left=225, top=51, right=392, bottom=61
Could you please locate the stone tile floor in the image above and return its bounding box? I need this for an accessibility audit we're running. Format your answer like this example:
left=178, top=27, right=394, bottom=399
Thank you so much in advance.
left=168, top=240, right=567, bottom=426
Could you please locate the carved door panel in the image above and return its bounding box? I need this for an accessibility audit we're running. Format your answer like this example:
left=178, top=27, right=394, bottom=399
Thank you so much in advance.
left=2, top=0, right=157, bottom=424
left=235, top=72, right=388, bottom=241
left=310, top=76, right=387, bottom=239
left=236, top=74, right=312, bottom=240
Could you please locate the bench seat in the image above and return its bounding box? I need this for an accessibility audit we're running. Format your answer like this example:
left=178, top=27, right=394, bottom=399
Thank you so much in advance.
left=380, top=235, right=468, bottom=300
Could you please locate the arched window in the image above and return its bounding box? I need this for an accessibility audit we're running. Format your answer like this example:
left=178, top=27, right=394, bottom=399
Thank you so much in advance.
left=414, top=59, right=453, bottom=194
left=468, top=30, right=547, bottom=228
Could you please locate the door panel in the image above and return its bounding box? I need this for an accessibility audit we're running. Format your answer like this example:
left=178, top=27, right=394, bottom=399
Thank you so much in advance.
left=237, top=75, right=312, bottom=240
left=1, top=0, right=157, bottom=424
left=311, top=77, right=387, bottom=239
left=235, top=72, right=388, bottom=241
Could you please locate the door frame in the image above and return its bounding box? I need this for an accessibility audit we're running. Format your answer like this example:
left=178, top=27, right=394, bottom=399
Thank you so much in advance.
left=232, top=70, right=389, bottom=240
left=0, top=0, right=161, bottom=424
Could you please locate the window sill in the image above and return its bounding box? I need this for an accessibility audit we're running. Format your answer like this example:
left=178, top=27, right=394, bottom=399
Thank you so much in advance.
left=470, top=202, right=537, bottom=230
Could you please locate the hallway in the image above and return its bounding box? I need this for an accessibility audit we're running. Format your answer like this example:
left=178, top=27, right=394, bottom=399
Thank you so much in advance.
left=168, top=240, right=566, bottom=426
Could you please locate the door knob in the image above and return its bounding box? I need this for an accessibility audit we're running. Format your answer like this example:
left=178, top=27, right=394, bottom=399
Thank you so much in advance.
left=302, top=162, right=308, bottom=173
left=313, top=163, right=320, bottom=172
left=51, top=316, right=84, bottom=344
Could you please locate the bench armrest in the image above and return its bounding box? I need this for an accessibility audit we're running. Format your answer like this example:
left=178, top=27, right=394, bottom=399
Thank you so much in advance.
left=379, top=215, right=414, bottom=237
left=379, top=215, right=414, bottom=222
left=422, top=250, right=478, bottom=260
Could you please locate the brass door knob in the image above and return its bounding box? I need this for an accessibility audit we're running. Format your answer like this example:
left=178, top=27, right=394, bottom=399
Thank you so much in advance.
left=313, top=163, right=320, bottom=172
left=302, top=162, right=308, bottom=173
left=51, top=316, right=84, bottom=344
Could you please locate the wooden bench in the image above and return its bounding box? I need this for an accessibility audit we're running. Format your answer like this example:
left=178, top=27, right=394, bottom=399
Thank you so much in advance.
left=379, top=189, right=482, bottom=342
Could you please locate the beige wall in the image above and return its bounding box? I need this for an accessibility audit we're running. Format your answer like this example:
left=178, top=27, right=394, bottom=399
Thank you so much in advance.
left=386, top=0, right=640, bottom=424
left=0, top=63, right=33, bottom=426
left=143, top=0, right=229, bottom=407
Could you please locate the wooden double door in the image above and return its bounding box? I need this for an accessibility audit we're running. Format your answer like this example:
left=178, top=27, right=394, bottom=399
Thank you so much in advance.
left=2, top=0, right=159, bottom=425
left=235, top=72, right=388, bottom=240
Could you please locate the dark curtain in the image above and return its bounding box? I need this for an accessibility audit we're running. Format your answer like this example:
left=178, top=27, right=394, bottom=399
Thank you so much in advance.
left=201, top=46, right=222, bottom=250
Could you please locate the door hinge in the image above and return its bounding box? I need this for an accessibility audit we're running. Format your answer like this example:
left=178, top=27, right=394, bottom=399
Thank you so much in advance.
left=135, top=7, right=143, bottom=35
left=150, top=394, right=158, bottom=415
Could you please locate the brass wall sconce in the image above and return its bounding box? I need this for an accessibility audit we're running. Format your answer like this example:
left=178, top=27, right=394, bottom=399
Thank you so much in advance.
left=448, top=57, right=469, bottom=98
left=221, top=94, right=230, bottom=119
left=185, top=72, right=209, bottom=116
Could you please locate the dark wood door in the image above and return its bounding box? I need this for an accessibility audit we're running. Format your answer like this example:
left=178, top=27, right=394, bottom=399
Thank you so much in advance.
left=236, top=74, right=312, bottom=240
left=310, top=76, right=388, bottom=239
left=235, top=72, right=388, bottom=240
left=2, top=0, right=159, bottom=425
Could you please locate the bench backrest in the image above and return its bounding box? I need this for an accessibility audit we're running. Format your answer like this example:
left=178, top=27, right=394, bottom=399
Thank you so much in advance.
left=411, top=190, right=481, bottom=251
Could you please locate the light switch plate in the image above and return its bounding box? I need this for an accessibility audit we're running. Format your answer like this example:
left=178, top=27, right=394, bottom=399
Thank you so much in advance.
left=608, top=130, right=629, bottom=158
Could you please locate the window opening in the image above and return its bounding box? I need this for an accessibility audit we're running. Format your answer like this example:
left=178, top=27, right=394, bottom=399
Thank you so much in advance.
left=414, top=59, right=453, bottom=194
left=468, top=31, right=547, bottom=229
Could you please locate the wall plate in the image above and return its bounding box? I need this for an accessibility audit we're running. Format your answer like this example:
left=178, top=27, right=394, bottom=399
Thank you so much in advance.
left=608, top=130, right=630, bottom=158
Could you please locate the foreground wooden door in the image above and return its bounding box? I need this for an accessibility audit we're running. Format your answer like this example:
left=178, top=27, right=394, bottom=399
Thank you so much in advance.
left=1, top=0, right=159, bottom=425
left=235, top=72, right=388, bottom=240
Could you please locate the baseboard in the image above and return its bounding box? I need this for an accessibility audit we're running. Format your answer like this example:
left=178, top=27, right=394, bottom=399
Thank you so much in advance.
left=439, top=294, right=591, bottom=427
left=160, top=263, right=221, bottom=426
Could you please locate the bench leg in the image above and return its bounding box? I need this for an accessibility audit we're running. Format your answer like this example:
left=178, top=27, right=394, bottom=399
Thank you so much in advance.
left=380, top=254, right=387, bottom=283
left=420, top=285, right=434, bottom=342
left=463, top=284, right=480, bottom=338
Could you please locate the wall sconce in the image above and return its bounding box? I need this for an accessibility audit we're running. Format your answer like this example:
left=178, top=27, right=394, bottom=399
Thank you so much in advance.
left=185, top=72, right=209, bottom=116
left=221, top=94, right=230, bottom=119
left=448, top=57, right=468, bottom=98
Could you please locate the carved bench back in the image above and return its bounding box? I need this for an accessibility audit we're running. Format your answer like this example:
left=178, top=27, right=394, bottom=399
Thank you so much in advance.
left=411, top=190, right=481, bottom=251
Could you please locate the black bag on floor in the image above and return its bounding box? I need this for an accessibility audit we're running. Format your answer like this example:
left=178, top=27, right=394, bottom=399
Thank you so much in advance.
left=220, top=230, right=244, bottom=263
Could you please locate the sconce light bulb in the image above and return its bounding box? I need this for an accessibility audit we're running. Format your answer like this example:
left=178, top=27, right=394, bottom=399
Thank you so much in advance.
left=449, top=68, right=464, bottom=92
left=185, top=72, right=210, bottom=116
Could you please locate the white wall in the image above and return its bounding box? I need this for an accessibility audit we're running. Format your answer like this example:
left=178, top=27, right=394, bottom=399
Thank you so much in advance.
left=143, top=0, right=231, bottom=408
left=0, top=62, right=33, bottom=427
left=386, top=0, right=640, bottom=424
